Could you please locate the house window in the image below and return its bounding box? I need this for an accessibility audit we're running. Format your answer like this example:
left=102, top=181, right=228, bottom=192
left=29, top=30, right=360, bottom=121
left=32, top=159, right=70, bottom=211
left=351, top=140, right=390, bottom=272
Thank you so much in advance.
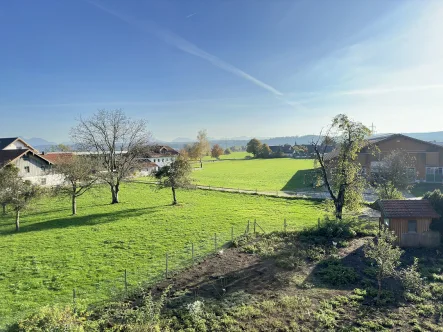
left=40, top=177, right=47, bottom=185
left=24, top=166, right=30, bottom=173
left=408, top=220, right=417, bottom=233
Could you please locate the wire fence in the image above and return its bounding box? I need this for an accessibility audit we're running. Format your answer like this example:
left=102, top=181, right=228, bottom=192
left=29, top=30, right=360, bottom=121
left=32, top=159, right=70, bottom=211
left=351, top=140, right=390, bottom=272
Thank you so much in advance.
left=33, top=219, right=302, bottom=316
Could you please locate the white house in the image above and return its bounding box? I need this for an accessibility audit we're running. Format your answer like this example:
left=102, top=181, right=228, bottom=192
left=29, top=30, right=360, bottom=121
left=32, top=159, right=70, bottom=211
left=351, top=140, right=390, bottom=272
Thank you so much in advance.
left=138, top=145, right=180, bottom=175
left=0, top=137, right=63, bottom=186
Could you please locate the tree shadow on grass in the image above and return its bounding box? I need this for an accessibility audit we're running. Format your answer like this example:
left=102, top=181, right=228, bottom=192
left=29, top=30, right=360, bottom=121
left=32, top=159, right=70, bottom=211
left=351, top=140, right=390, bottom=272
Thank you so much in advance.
left=0, top=205, right=170, bottom=236
left=281, top=169, right=320, bottom=191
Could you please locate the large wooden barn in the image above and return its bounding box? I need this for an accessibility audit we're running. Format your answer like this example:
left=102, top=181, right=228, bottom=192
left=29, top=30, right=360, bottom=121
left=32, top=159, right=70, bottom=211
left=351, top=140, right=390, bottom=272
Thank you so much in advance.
left=379, top=200, right=441, bottom=247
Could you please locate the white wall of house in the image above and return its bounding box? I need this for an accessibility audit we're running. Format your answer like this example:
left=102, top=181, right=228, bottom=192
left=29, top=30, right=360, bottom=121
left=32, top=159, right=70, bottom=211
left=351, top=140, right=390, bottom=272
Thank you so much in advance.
left=4, top=140, right=28, bottom=150
left=12, top=154, right=64, bottom=186
left=148, top=156, right=176, bottom=168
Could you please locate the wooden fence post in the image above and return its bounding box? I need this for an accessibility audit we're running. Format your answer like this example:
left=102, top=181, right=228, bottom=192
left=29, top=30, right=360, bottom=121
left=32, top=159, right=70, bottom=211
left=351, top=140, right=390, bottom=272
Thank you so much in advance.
left=254, top=219, right=256, bottom=236
left=192, top=243, right=194, bottom=263
left=284, top=218, right=287, bottom=233
left=231, top=226, right=234, bottom=242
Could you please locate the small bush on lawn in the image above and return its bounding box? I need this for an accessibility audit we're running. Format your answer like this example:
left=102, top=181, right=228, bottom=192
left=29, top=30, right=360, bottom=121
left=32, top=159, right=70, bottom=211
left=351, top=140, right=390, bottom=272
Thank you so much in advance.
left=317, top=258, right=358, bottom=286
left=400, top=258, right=425, bottom=295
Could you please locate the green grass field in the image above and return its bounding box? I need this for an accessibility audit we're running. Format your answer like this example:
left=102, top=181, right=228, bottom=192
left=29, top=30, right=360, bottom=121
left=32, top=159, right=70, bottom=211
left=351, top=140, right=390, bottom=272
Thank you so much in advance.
left=193, top=158, right=315, bottom=191
left=0, top=183, right=324, bottom=327
left=201, top=151, right=252, bottom=161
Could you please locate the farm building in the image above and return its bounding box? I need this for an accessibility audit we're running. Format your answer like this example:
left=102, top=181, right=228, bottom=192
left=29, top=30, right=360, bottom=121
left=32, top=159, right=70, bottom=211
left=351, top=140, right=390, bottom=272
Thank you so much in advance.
left=326, top=134, right=443, bottom=183
left=379, top=199, right=441, bottom=247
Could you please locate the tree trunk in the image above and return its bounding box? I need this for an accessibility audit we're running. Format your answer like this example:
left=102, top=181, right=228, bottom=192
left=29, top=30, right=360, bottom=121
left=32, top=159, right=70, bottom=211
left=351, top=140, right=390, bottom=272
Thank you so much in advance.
left=2, top=203, right=6, bottom=215
left=172, top=187, right=177, bottom=205
left=334, top=201, right=343, bottom=220
left=110, top=184, right=120, bottom=204
left=200, top=158, right=203, bottom=168
left=15, top=209, right=20, bottom=232
left=72, top=195, right=77, bottom=215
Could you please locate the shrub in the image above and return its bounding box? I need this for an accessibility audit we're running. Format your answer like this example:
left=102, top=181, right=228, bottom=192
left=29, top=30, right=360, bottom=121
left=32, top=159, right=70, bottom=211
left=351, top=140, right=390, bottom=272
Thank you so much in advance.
left=400, top=258, right=425, bottom=295
left=12, top=305, right=86, bottom=332
left=317, top=258, right=358, bottom=286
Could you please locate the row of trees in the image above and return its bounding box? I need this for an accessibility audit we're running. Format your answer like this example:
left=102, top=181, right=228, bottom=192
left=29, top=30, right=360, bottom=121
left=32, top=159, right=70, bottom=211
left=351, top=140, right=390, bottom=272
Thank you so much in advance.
left=0, top=110, right=193, bottom=231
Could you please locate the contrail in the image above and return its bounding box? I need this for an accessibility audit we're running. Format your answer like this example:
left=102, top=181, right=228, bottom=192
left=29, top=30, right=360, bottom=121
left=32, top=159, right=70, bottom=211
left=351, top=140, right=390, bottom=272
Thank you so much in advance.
left=186, top=13, right=197, bottom=19
left=88, top=1, right=284, bottom=97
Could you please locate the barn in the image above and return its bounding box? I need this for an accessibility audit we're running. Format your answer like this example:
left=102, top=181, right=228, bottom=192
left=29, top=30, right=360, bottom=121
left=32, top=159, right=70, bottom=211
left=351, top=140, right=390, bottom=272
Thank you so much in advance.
left=379, top=200, right=441, bottom=247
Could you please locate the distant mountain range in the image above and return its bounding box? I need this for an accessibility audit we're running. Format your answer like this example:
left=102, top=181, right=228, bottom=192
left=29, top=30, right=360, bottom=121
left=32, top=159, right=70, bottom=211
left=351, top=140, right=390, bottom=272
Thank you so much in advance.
left=21, top=131, right=443, bottom=152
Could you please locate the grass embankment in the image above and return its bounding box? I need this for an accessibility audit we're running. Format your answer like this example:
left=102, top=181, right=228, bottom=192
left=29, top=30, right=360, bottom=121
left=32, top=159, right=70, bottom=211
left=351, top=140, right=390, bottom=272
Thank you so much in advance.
left=193, top=158, right=315, bottom=192
left=411, top=183, right=443, bottom=197
left=0, top=182, right=324, bottom=327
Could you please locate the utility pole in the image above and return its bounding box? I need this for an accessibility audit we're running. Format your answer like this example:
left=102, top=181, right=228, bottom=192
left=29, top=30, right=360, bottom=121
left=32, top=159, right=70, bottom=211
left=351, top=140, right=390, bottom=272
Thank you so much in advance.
left=371, top=123, right=377, bottom=135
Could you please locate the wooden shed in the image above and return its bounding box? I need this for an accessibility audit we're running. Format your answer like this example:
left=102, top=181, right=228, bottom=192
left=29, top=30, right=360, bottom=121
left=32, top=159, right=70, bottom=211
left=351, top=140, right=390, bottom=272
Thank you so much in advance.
left=379, top=200, right=441, bottom=247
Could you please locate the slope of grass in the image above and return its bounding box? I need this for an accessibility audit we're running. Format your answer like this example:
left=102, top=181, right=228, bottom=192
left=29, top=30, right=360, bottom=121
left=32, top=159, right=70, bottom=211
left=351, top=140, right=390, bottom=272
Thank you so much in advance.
left=193, top=158, right=315, bottom=191
left=0, top=183, right=324, bottom=327
left=410, top=182, right=443, bottom=197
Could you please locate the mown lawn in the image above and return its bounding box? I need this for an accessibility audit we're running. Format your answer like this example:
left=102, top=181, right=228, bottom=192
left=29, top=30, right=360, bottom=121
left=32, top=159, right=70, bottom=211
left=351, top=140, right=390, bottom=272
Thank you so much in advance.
left=192, top=158, right=315, bottom=191
left=202, top=151, right=252, bottom=160
left=0, top=182, right=324, bottom=327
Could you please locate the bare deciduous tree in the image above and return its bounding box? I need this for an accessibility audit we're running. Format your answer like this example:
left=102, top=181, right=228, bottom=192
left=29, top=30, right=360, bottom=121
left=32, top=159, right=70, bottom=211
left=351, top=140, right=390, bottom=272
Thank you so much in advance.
left=313, top=114, right=371, bottom=219
left=195, top=130, right=210, bottom=168
left=71, top=109, right=150, bottom=204
left=52, top=154, right=98, bottom=214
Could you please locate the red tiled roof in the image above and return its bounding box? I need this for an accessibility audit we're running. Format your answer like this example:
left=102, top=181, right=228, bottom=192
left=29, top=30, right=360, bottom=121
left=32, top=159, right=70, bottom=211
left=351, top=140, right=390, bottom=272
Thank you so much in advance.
left=41, top=152, right=74, bottom=163
left=379, top=199, right=440, bottom=219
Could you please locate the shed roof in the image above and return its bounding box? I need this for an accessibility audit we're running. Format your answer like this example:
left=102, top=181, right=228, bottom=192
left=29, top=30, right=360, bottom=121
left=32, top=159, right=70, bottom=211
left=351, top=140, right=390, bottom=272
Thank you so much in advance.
left=0, top=149, right=27, bottom=167
left=379, top=199, right=440, bottom=219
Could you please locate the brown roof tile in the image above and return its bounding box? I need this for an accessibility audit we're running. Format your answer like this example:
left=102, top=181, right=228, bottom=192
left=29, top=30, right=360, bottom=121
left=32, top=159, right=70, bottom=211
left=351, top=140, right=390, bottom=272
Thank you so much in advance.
left=379, top=199, right=440, bottom=219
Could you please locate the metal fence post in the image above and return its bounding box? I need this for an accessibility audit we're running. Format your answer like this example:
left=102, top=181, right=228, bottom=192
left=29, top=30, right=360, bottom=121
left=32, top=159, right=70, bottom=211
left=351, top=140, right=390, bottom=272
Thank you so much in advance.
left=124, top=269, right=128, bottom=296
left=214, top=233, right=217, bottom=252
left=165, top=253, right=169, bottom=279
left=73, top=288, right=76, bottom=313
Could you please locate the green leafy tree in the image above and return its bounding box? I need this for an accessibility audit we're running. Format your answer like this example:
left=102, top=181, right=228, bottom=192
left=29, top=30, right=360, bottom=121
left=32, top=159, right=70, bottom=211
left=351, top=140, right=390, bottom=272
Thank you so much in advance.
left=52, top=155, right=98, bottom=215
left=364, top=228, right=403, bottom=303
left=373, top=150, right=415, bottom=199
left=155, top=156, right=192, bottom=205
left=423, top=189, right=443, bottom=236
left=0, top=165, right=20, bottom=214
left=224, top=148, right=231, bottom=155
left=211, top=144, right=224, bottom=159
left=313, top=114, right=371, bottom=219
left=258, top=144, right=272, bottom=158
left=246, top=138, right=262, bottom=157
left=4, top=174, right=41, bottom=231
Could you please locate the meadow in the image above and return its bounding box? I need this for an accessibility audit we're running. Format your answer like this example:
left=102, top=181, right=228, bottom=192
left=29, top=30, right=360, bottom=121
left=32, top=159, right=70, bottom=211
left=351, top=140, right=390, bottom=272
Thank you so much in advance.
left=202, top=151, right=252, bottom=160
left=0, top=182, right=324, bottom=327
left=192, top=158, right=316, bottom=191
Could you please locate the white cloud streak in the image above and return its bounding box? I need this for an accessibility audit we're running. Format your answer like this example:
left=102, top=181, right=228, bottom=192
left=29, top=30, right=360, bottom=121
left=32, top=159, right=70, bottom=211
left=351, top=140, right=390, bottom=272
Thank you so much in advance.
left=336, top=84, right=443, bottom=96
left=88, top=1, right=284, bottom=97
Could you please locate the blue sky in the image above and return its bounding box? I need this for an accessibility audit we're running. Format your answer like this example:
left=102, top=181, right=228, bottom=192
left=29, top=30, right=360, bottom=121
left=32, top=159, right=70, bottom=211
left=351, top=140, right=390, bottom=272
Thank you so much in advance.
left=1, top=0, right=442, bottom=142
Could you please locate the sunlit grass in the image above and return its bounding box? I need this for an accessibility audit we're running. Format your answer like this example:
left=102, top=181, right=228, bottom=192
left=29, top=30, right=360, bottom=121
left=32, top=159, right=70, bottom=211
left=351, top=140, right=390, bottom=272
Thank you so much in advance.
left=0, top=182, right=324, bottom=327
left=193, top=158, right=315, bottom=191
